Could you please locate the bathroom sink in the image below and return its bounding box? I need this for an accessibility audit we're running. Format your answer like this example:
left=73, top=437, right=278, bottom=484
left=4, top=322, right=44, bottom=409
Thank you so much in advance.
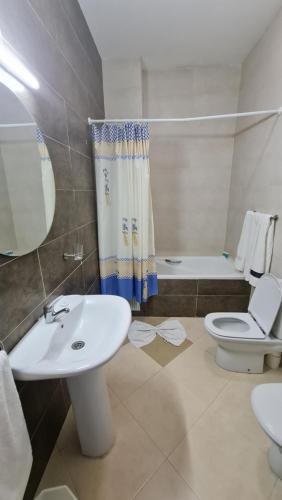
left=9, top=294, right=131, bottom=380
left=9, top=294, right=131, bottom=457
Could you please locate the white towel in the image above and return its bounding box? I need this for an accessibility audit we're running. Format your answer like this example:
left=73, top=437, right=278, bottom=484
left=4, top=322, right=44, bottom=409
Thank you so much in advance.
left=128, top=320, right=187, bottom=347
left=235, top=210, right=254, bottom=272
left=235, top=211, right=274, bottom=287
left=128, top=321, right=157, bottom=347
left=0, top=351, right=32, bottom=500
left=157, top=319, right=187, bottom=346
left=247, top=212, right=274, bottom=287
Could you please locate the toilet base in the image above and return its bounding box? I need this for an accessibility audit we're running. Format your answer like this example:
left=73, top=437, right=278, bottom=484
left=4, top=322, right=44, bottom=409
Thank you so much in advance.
left=268, top=443, right=282, bottom=479
left=215, top=346, right=264, bottom=373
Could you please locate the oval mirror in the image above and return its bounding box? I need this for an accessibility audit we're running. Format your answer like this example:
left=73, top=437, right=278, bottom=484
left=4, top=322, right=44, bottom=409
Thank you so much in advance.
left=0, top=81, right=55, bottom=256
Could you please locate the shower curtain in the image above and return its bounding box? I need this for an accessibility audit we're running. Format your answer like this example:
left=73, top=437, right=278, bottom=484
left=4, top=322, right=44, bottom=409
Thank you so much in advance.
left=91, top=122, right=158, bottom=303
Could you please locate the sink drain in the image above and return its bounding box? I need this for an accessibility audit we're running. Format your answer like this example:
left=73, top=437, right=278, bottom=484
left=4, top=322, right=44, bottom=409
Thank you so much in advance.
left=71, top=340, right=85, bottom=350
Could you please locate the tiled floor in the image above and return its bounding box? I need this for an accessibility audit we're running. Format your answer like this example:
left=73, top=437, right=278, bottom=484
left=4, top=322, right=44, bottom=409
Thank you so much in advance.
left=37, top=318, right=282, bottom=500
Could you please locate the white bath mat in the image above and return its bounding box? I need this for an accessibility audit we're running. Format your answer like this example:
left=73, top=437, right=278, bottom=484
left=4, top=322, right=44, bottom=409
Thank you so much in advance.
left=157, top=319, right=188, bottom=346
left=128, top=321, right=157, bottom=347
left=128, top=319, right=187, bottom=348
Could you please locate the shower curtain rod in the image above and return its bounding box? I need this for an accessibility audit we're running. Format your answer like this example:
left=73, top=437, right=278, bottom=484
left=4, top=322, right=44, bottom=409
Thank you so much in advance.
left=0, top=122, right=36, bottom=128
left=88, top=108, right=282, bottom=124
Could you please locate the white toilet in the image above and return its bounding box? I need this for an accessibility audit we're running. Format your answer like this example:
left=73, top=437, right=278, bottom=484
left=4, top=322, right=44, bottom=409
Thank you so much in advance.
left=204, top=274, right=282, bottom=373
left=251, top=384, right=282, bottom=479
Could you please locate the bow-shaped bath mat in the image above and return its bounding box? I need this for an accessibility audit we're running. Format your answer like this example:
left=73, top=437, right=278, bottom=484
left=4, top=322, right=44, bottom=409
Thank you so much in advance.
left=128, top=319, right=187, bottom=348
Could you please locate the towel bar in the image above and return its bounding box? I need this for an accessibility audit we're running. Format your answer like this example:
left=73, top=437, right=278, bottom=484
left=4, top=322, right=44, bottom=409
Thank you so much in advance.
left=252, top=210, right=278, bottom=221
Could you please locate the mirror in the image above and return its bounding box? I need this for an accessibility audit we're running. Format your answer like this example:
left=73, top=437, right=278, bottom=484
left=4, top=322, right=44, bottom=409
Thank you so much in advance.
left=0, top=81, right=55, bottom=256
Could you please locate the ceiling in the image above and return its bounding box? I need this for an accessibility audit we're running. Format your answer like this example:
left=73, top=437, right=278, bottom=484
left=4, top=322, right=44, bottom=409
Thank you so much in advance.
left=78, top=0, right=282, bottom=69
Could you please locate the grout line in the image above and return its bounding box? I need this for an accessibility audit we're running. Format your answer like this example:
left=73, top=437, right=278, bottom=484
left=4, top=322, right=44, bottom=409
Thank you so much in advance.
left=27, top=0, right=103, bottom=120
left=0, top=256, right=18, bottom=268
left=130, top=460, right=167, bottom=500
left=39, top=219, right=96, bottom=248
left=42, top=132, right=91, bottom=160
left=30, top=381, right=61, bottom=441
left=3, top=263, right=85, bottom=345
left=37, top=249, right=46, bottom=298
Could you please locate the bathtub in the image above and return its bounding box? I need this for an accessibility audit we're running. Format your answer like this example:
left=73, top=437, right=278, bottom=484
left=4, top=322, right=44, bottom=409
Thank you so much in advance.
left=156, top=256, right=243, bottom=280
left=136, top=256, right=250, bottom=317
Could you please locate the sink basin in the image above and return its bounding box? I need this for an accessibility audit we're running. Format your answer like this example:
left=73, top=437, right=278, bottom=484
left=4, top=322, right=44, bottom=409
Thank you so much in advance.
left=9, top=294, right=131, bottom=457
left=9, top=295, right=131, bottom=380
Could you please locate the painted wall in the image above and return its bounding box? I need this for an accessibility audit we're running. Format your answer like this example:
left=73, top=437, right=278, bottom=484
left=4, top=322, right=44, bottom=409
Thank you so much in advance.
left=102, top=58, right=143, bottom=118
left=225, top=8, right=282, bottom=276
left=0, top=0, right=104, bottom=497
left=143, top=66, right=241, bottom=255
left=102, top=62, right=241, bottom=256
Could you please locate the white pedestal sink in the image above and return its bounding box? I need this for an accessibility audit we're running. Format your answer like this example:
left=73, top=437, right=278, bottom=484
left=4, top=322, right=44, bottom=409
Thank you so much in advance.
left=9, top=295, right=131, bottom=457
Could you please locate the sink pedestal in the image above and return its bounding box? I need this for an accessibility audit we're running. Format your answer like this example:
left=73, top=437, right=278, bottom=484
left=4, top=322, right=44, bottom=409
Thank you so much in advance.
left=67, top=367, right=114, bottom=457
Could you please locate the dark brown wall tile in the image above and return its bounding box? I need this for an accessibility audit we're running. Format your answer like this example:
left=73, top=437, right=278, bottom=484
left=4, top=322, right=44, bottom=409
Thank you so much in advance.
left=0, top=252, right=44, bottom=340
left=71, top=149, right=94, bottom=190
left=198, top=279, right=251, bottom=296
left=78, top=221, right=98, bottom=258
left=158, top=279, right=197, bottom=295
left=23, top=382, right=69, bottom=500
left=38, top=233, right=81, bottom=295
left=67, top=106, right=91, bottom=157
left=44, top=137, right=73, bottom=190
left=75, top=190, right=96, bottom=227
left=0, top=0, right=103, bottom=493
left=82, top=250, right=99, bottom=290
left=196, top=295, right=250, bottom=317
left=140, top=295, right=197, bottom=317
left=19, top=379, right=59, bottom=438
left=87, top=277, right=100, bottom=295
left=44, top=190, right=76, bottom=242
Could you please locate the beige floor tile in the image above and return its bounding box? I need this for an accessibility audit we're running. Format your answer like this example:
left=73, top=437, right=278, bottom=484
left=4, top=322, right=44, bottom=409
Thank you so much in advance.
left=142, top=335, right=193, bottom=366
left=169, top=409, right=276, bottom=500
left=125, top=369, right=206, bottom=456
left=204, top=378, right=271, bottom=451
left=36, top=447, right=77, bottom=496
left=133, top=461, right=199, bottom=500
left=56, top=388, right=119, bottom=452
left=60, top=403, right=164, bottom=500
left=134, top=317, right=205, bottom=344
left=106, top=343, right=161, bottom=401
left=56, top=408, right=78, bottom=452
left=174, top=317, right=206, bottom=343
left=271, top=479, right=282, bottom=499
left=166, top=343, right=232, bottom=407
left=193, top=331, right=217, bottom=354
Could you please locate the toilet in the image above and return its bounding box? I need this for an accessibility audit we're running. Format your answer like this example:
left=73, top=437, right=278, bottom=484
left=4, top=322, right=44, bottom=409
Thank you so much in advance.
left=204, top=274, right=282, bottom=373
left=251, top=384, right=282, bottom=478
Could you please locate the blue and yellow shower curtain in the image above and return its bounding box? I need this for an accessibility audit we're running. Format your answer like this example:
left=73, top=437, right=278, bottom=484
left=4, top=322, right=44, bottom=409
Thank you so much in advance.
left=91, top=122, right=158, bottom=303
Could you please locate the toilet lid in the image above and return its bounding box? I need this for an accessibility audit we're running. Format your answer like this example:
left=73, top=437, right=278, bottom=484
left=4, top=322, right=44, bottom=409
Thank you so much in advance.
left=248, top=274, right=282, bottom=335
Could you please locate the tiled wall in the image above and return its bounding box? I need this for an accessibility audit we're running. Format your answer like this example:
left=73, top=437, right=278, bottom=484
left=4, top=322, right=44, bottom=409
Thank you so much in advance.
left=143, top=66, right=241, bottom=256
left=0, top=0, right=104, bottom=497
left=225, top=8, right=282, bottom=278
left=135, top=279, right=251, bottom=317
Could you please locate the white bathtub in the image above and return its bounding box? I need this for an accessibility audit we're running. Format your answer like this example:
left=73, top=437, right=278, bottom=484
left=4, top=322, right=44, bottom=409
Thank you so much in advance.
left=156, top=256, right=243, bottom=280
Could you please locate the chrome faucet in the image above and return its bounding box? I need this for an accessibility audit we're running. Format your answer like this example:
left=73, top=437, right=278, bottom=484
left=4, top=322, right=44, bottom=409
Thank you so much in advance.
left=43, top=303, right=70, bottom=324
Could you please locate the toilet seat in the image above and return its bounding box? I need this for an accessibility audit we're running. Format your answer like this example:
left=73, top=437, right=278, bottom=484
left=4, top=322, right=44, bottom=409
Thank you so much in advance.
left=205, top=312, right=265, bottom=340
left=251, top=384, right=282, bottom=447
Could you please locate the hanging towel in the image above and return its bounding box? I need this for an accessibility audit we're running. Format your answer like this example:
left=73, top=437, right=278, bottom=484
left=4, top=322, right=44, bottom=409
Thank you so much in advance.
left=247, top=212, right=274, bottom=287
left=0, top=351, right=32, bottom=500
left=235, top=211, right=255, bottom=272
left=128, top=320, right=187, bottom=347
